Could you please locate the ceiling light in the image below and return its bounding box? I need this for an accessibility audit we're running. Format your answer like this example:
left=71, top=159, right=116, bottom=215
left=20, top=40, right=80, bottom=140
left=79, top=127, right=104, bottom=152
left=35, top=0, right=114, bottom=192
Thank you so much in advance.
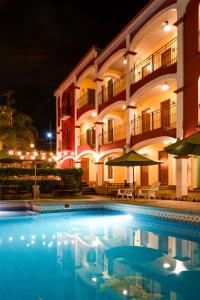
left=122, top=105, right=126, bottom=110
left=163, top=21, right=171, bottom=32
left=91, top=111, right=97, bottom=117
left=163, top=140, right=169, bottom=145
left=162, top=83, right=170, bottom=91
left=123, top=58, right=127, bottom=64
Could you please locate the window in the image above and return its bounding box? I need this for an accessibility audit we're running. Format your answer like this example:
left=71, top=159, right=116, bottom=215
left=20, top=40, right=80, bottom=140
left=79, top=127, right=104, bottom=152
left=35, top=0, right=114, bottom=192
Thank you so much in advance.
left=66, top=128, right=71, bottom=149
left=107, top=78, right=113, bottom=100
left=107, top=119, right=114, bottom=142
left=161, top=48, right=172, bottom=67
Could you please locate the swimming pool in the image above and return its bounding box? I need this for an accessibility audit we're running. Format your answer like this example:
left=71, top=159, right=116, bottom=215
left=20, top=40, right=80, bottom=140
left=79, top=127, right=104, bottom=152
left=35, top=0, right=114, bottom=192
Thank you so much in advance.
left=0, top=210, right=200, bottom=300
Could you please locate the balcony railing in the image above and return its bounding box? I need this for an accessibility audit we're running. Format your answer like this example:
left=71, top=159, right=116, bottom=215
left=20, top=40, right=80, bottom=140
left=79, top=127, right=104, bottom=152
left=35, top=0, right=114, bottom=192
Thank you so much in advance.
left=99, top=123, right=126, bottom=146
left=77, top=89, right=95, bottom=110
left=131, top=37, right=177, bottom=84
left=98, top=74, right=126, bottom=106
left=131, top=103, right=176, bottom=136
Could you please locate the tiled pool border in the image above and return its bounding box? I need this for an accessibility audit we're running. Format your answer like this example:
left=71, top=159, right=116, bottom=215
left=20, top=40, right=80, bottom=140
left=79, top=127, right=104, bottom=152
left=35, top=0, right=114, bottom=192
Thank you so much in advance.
left=31, top=201, right=200, bottom=225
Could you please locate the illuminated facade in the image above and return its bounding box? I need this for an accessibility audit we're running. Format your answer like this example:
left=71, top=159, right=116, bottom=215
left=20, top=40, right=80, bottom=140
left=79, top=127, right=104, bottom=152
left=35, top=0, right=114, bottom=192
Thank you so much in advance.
left=54, top=0, right=200, bottom=197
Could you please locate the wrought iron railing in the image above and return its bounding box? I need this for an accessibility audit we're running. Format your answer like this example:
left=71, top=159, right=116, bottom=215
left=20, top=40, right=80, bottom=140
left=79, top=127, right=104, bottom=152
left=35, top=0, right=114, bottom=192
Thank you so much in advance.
left=131, top=103, right=176, bottom=136
left=99, top=122, right=126, bottom=146
left=131, top=37, right=177, bottom=84
left=98, top=74, right=126, bottom=106
left=77, top=89, right=95, bottom=109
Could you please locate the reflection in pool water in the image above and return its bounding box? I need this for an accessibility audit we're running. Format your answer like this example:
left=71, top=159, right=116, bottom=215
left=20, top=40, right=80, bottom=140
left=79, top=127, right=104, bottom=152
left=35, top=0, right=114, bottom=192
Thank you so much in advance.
left=0, top=211, right=200, bottom=300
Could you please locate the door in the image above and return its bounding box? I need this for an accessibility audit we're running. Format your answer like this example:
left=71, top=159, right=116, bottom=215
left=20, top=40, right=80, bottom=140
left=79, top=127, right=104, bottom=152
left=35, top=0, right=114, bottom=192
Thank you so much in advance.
left=159, top=151, right=168, bottom=185
left=107, top=119, right=114, bottom=142
left=161, top=48, right=171, bottom=67
left=81, top=158, right=89, bottom=183
left=161, top=99, right=170, bottom=129
left=142, top=109, right=151, bottom=133
left=141, top=166, right=149, bottom=186
left=107, top=79, right=113, bottom=100
left=142, top=63, right=151, bottom=78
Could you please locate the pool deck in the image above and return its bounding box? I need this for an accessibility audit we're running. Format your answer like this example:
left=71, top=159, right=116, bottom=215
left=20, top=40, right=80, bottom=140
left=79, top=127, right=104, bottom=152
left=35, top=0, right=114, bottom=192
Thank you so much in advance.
left=30, top=195, right=200, bottom=214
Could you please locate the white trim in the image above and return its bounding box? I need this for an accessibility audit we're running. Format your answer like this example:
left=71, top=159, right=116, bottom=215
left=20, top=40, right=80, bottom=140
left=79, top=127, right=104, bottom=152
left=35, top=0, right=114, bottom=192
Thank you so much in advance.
left=97, top=101, right=126, bottom=121
left=77, top=150, right=96, bottom=160
left=132, top=136, right=176, bottom=150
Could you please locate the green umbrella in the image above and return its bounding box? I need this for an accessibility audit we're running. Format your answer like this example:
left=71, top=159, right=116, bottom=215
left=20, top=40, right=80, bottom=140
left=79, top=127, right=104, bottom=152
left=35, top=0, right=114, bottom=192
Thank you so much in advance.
left=106, top=150, right=162, bottom=167
left=106, top=150, right=162, bottom=201
left=164, top=132, right=200, bottom=156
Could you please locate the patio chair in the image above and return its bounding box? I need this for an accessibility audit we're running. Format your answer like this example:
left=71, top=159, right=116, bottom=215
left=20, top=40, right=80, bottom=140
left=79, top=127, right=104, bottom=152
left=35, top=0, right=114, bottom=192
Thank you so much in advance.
left=137, top=181, right=161, bottom=200
left=117, top=189, right=125, bottom=199
left=122, top=189, right=135, bottom=200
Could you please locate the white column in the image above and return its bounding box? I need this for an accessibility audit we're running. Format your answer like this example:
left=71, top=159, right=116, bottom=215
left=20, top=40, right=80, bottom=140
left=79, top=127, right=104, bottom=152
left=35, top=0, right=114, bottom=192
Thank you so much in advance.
left=74, top=126, right=80, bottom=158
left=176, top=157, right=188, bottom=198
left=95, top=122, right=103, bottom=153
left=95, top=162, right=103, bottom=187
left=191, top=156, right=198, bottom=189
left=125, top=107, right=136, bottom=184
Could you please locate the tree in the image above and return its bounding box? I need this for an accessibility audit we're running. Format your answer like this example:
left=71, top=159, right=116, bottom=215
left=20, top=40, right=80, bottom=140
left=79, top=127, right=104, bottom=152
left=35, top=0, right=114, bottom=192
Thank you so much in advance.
left=0, top=105, right=38, bottom=151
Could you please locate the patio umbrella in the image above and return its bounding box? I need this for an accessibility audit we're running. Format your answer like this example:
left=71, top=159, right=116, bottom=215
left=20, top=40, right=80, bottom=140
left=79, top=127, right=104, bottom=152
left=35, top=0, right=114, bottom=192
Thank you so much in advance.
left=106, top=150, right=162, bottom=201
left=164, top=132, right=200, bottom=156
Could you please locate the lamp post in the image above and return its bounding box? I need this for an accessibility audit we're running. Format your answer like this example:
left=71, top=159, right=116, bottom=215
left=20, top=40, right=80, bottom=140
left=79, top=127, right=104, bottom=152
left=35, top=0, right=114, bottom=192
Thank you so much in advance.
left=46, top=131, right=53, bottom=151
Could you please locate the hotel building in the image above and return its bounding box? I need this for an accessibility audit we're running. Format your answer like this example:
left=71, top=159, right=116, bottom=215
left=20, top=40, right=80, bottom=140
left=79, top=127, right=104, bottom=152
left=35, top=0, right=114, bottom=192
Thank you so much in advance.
left=54, top=0, right=200, bottom=197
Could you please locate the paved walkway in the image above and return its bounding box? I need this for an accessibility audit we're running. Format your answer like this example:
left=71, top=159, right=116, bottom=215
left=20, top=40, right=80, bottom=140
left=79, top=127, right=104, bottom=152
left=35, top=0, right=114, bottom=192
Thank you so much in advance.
left=31, top=195, right=200, bottom=213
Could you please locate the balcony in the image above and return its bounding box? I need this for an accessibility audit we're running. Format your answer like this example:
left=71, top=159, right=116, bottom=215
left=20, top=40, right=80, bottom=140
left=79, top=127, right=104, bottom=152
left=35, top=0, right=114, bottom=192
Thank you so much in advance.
left=131, top=103, right=176, bottom=146
left=130, top=38, right=177, bottom=95
left=77, top=89, right=95, bottom=119
left=99, top=123, right=126, bottom=150
left=98, top=74, right=126, bottom=112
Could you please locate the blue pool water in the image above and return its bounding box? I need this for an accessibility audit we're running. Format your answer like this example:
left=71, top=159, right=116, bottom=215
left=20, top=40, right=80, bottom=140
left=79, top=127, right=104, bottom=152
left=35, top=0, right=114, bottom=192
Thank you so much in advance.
left=0, top=210, right=200, bottom=300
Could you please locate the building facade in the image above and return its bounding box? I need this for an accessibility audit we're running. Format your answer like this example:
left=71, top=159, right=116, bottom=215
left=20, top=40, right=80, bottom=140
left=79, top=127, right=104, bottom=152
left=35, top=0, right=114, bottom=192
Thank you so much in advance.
left=54, top=0, right=200, bottom=197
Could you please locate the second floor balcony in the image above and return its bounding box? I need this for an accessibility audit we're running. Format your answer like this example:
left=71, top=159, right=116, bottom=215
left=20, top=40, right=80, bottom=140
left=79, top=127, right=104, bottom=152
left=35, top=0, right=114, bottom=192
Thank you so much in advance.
left=131, top=103, right=176, bottom=145
left=77, top=89, right=95, bottom=119
left=99, top=123, right=126, bottom=147
left=130, top=37, right=177, bottom=94
left=98, top=75, right=126, bottom=110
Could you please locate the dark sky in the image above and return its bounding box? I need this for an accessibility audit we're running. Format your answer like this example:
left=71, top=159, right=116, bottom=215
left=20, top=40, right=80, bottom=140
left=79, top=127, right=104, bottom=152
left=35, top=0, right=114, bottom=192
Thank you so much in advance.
left=0, top=0, right=150, bottom=134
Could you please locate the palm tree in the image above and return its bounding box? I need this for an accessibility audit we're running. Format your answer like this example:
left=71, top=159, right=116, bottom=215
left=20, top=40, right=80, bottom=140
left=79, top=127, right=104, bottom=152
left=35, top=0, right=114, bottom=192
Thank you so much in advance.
left=0, top=105, right=38, bottom=151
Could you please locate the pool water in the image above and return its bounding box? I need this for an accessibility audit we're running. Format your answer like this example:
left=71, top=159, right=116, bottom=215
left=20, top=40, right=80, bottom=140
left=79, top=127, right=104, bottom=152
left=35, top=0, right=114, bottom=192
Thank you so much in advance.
left=0, top=210, right=200, bottom=300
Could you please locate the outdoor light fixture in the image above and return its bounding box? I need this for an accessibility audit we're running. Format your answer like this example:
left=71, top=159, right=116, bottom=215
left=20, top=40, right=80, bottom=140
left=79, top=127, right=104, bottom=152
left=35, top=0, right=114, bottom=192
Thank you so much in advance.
left=8, top=150, right=14, bottom=155
left=122, top=105, right=126, bottom=110
left=30, top=143, right=35, bottom=148
left=91, top=111, right=97, bottom=117
left=162, top=83, right=170, bottom=91
left=123, top=58, right=127, bottom=64
left=163, top=21, right=171, bottom=32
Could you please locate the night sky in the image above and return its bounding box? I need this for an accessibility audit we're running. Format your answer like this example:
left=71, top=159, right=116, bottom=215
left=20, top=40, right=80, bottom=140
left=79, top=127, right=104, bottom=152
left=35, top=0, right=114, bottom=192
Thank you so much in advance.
left=0, top=0, right=150, bottom=134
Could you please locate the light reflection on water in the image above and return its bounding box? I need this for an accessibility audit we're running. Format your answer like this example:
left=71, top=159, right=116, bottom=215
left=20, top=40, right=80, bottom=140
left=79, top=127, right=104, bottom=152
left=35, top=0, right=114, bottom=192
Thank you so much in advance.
left=0, top=212, right=199, bottom=300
